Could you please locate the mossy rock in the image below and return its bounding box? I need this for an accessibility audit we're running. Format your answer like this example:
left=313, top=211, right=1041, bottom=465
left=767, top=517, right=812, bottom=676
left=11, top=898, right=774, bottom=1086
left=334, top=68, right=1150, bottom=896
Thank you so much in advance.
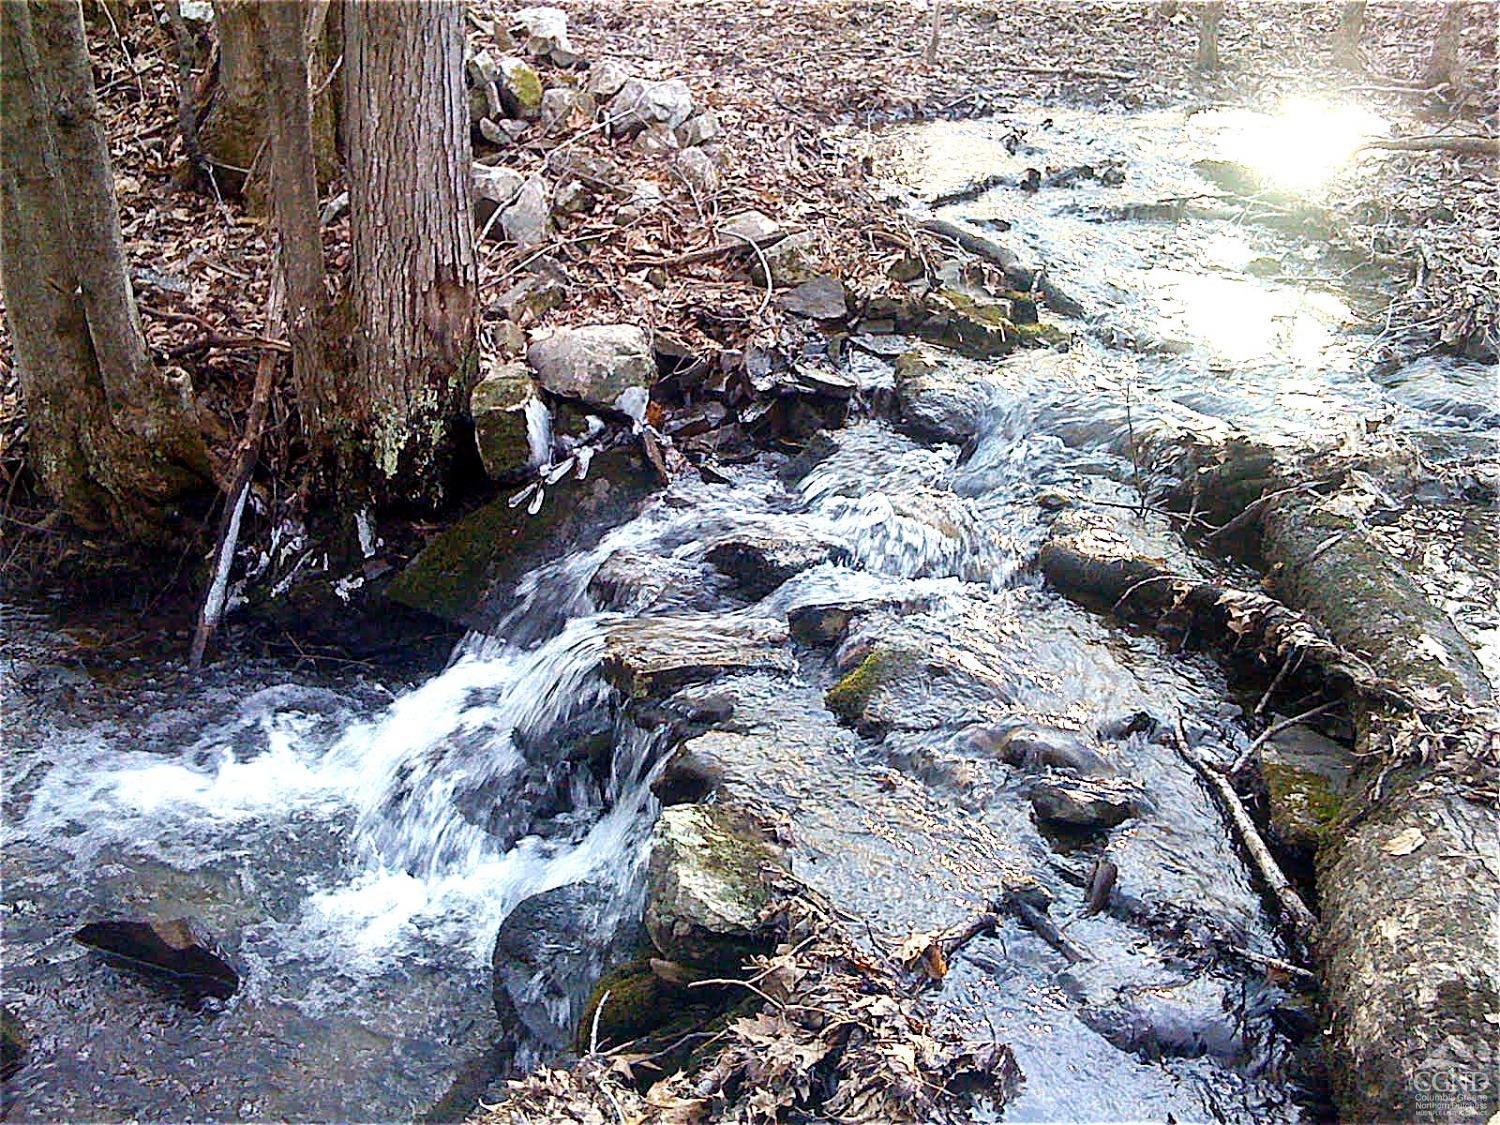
left=575, top=959, right=680, bottom=1053
left=918, top=287, right=1017, bottom=357
left=1263, top=761, right=1343, bottom=852
left=824, top=646, right=923, bottom=732
left=1, top=1006, right=27, bottom=1081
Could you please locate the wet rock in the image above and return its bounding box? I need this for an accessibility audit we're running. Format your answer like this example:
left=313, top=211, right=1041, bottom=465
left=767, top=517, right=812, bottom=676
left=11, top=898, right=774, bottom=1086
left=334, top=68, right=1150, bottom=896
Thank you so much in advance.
left=585, top=59, right=632, bottom=99
left=588, top=549, right=717, bottom=614
left=676, top=110, right=720, bottom=148
left=607, top=77, right=695, bottom=136
left=74, top=917, right=239, bottom=1003
left=1027, top=776, right=1142, bottom=830
left=497, top=56, right=544, bottom=119
left=750, top=231, right=819, bottom=288
left=917, top=286, right=1017, bottom=356
left=893, top=349, right=991, bottom=444
left=0, top=1006, right=26, bottom=1082
left=777, top=275, right=847, bottom=320
left=471, top=362, right=540, bottom=480
left=1035, top=487, right=1074, bottom=511
left=705, top=532, right=846, bottom=598
left=500, top=177, right=551, bottom=248
left=644, top=804, right=780, bottom=970
left=663, top=400, right=727, bottom=439
left=511, top=6, right=577, bottom=67
left=603, top=615, right=793, bottom=698
left=651, top=731, right=748, bottom=804
left=788, top=600, right=873, bottom=646
left=526, top=324, right=654, bottom=414
left=964, top=722, right=1116, bottom=776
left=473, top=163, right=525, bottom=233
left=824, top=645, right=924, bottom=733
left=1258, top=723, right=1351, bottom=860
left=491, top=882, right=645, bottom=1050
left=1061, top=961, right=1243, bottom=1061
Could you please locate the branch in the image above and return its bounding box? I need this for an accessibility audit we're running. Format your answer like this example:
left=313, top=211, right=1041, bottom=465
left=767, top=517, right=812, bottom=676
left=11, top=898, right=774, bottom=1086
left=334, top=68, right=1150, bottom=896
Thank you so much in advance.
left=1360, top=135, right=1499, bottom=155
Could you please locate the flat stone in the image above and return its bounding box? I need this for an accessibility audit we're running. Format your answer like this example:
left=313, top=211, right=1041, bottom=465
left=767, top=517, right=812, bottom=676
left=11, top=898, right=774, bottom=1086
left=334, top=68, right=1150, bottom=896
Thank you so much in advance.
left=964, top=722, right=1116, bottom=776
left=585, top=59, right=632, bottom=99
left=74, top=917, right=239, bottom=1003
left=471, top=362, right=540, bottom=480
left=602, top=614, right=793, bottom=698
left=718, top=209, right=781, bottom=247
left=676, top=110, right=720, bottom=147
left=527, top=323, right=655, bottom=413
left=751, top=231, right=819, bottom=288
left=511, top=6, right=577, bottom=66
left=1028, top=776, right=1141, bottom=830
left=675, top=147, right=719, bottom=194
left=644, top=804, right=780, bottom=970
left=777, top=275, right=846, bottom=320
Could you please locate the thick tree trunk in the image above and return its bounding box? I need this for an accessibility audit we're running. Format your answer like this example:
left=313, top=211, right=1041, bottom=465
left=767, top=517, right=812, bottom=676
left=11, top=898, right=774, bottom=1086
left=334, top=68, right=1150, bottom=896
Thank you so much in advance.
left=0, top=0, right=209, bottom=541
left=340, top=0, right=477, bottom=501
left=1195, top=2, right=1223, bottom=72
left=1422, top=2, right=1467, bottom=86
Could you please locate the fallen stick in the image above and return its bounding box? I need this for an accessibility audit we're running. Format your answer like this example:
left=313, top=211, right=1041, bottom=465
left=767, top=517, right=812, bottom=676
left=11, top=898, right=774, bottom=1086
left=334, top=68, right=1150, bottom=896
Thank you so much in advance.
left=1004, top=893, right=1089, bottom=963
left=1228, top=700, right=1341, bottom=775
left=1360, top=135, right=1499, bottom=155
left=1173, top=715, right=1321, bottom=950
left=188, top=285, right=282, bottom=670
left=991, top=61, right=1137, bottom=81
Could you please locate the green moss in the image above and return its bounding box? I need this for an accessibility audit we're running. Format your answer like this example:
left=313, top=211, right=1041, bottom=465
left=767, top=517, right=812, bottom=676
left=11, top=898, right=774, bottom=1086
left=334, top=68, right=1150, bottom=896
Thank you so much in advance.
left=1013, top=320, right=1071, bottom=348
left=823, top=647, right=920, bottom=728
left=575, top=959, right=678, bottom=1053
left=1263, top=761, right=1344, bottom=849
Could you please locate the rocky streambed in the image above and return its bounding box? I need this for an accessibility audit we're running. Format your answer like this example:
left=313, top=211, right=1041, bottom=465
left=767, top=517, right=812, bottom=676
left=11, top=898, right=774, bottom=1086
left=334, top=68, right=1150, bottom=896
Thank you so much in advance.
left=4, top=103, right=1496, bottom=1123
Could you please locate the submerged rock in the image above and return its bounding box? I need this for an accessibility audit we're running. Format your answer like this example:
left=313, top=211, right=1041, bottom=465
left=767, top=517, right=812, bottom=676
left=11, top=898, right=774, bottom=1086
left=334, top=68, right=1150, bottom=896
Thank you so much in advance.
left=603, top=615, right=793, bottom=698
left=471, top=362, right=540, bottom=480
left=1062, top=961, right=1243, bottom=1061
left=492, top=882, right=645, bottom=1050
left=527, top=324, right=655, bottom=414
left=893, top=349, right=992, bottom=444
left=74, top=917, right=239, bottom=1003
left=588, top=549, right=716, bottom=613
left=965, top=722, right=1116, bottom=776
left=0, top=1007, right=26, bottom=1081
left=644, top=804, right=780, bottom=970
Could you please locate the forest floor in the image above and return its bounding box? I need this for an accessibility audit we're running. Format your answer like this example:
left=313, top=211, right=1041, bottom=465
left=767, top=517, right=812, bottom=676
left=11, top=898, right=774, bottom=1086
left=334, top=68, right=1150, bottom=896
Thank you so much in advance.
left=0, top=0, right=1495, bottom=611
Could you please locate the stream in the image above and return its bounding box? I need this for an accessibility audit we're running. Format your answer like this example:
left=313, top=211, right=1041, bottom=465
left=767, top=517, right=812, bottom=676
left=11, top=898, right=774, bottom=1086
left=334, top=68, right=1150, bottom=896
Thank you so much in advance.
left=3, top=103, right=1494, bottom=1122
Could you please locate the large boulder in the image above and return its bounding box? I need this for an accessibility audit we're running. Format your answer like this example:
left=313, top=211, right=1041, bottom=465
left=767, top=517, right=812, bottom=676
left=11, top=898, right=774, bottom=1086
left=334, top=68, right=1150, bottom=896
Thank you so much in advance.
left=704, top=532, right=847, bottom=598
left=607, top=77, right=695, bottom=136
left=471, top=362, right=541, bottom=480
left=1027, top=776, right=1142, bottom=831
left=526, top=324, right=655, bottom=414
left=74, top=917, right=239, bottom=1004
left=894, top=349, right=994, bottom=444
left=492, top=881, right=646, bottom=1050
left=644, top=804, right=781, bottom=971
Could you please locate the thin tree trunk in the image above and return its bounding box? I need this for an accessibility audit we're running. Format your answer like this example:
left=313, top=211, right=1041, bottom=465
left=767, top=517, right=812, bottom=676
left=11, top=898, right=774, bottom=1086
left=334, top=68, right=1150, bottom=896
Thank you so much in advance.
left=341, top=0, right=477, bottom=500
left=256, top=1, right=328, bottom=418
left=1336, top=1, right=1365, bottom=70
left=0, top=0, right=209, bottom=541
left=1422, top=1, right=1466, bottom=86
left=1195, top=2, right=1223, bottom=72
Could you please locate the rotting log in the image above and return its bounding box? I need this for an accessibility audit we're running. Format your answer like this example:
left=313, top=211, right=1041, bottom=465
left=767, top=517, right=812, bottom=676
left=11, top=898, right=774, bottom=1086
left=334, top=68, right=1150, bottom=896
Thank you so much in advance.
left=1050, top=433, right=1500, bottom=1123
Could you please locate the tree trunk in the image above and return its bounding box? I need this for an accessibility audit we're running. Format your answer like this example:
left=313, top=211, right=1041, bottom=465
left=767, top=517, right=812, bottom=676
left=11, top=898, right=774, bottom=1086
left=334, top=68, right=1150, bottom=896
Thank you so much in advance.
left=199, top=0, right=339, bottom=198
left=1336, top=1, right=1365, bottom=70
left=1421, top=2, right=1467, bottom=86
left=255, top=1, right=328, bottom=415
left=340, top=0, right=477, bottom=501
left=0, top=0, right=209, bottom=541
left=1195, top=2, right=1223, bottom=72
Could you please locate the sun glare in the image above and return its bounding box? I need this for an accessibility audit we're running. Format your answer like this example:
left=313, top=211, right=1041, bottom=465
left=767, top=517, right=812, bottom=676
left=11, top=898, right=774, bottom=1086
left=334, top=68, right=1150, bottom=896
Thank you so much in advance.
left=1219, top=97, right=1389, bottom=193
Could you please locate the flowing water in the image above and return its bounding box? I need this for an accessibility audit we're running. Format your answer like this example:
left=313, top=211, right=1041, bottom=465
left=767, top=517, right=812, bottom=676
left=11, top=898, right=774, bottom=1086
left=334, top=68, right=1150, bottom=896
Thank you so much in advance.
left=4, top=103, right=1495, bottom=1122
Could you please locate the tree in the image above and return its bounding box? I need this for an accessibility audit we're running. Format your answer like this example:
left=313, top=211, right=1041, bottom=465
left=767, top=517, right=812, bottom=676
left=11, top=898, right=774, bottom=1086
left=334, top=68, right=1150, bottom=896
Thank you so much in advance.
left=1421, top=1, right=1467, bottom=86
left=339, top=0, right=478, bottom=503
left=0, top=0, right=209, bottom=542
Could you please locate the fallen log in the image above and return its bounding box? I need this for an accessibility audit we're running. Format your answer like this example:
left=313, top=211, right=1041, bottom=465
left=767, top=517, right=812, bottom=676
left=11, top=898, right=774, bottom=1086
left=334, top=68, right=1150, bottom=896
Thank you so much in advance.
left=1360, top=135, right=1500, bottom=156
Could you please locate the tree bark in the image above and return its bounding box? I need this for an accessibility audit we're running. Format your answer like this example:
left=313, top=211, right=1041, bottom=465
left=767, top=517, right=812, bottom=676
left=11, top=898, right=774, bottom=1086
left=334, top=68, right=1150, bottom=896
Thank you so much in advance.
left=1336, top=1, right=1365, bottom=70
left=340, top=0, right=477, bottom=501
left=1195, top=2, right=1223, bottom=72
left=0, top=0, right=209, bottom=541
left=1421, top=2, right=1467, bottom=86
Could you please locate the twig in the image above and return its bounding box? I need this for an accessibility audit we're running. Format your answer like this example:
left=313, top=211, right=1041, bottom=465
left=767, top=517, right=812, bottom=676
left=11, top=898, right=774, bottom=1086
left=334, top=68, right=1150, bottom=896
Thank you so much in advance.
left=165, top=333, right=290, bottom=358
left=188, top=285, right=283, bottom=670
left=1004, top=894, right=1089, bottom=963
left=1173, top=715, right=1321, bottom=950
left=1229, top=700, right=1341, bottom=775
left=588, top=988, right=611, bottom=1055
left=1226, top=944, right=1319, bottom=985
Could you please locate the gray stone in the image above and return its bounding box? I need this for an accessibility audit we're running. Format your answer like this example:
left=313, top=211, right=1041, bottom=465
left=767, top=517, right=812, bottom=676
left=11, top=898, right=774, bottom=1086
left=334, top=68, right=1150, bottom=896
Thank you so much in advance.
left=607, top=77, right=695, bottom=136
left=964, top=722, right=1116, bottom=776
left=511, top=6, right=577, bottom=66
left=644, top=804, right=780, bottom=970
left=471, top=362, right=539, bottom=480
left=1028, top=776, right=1141, bottom=830
left=479, top=117, right=531, bottom=146
left=602, top=614, right=793, bottom=698
left=893, top=349, right=992, bottom=444
left=632, top=121, right=680, bottom=156
left=498, top=56, right=544, bottom=119
left=500, top=177, right=551, bottom=248
left=675, top=147, right=719, bottom=194
left=719, top=209, right=780, bottom=247
left=585, top=59, right=632, bottom=99
left=473, top=163, right=525, bottom=233
left=705, top=532, right=845, bottom=598
left=676, top=110, right=720, bottom=147
left=777, top=275, right=847, bottom=320
left=1, top=1007, right=27, bottom=1082
left=539, top=87, right=589, bottom=135
left=750, top=231, right=819, bottom=288
left=497, top=272, right=568, bottom=322
left=527, top=323, right=654, bottom=412
left=1062, top=960, right=1242, bottom=1061
left=553, top=178, right=594, bottom=216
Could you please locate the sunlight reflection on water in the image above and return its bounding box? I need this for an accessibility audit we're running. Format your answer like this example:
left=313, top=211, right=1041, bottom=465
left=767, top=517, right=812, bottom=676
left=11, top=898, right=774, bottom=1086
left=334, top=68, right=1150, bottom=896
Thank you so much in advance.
left=1202, top=96, right=1389, bottom=193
